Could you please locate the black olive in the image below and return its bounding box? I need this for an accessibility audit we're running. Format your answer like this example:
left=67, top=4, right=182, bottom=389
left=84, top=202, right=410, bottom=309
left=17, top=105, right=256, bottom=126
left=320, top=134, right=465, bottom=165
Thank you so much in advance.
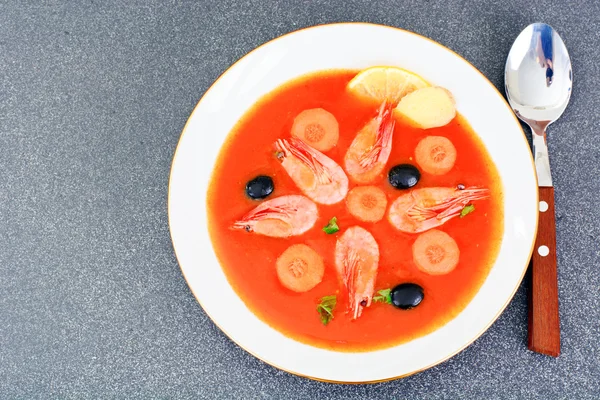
left=245, top=176, right=274, bottom=199
left=390, top=283, right=424, bottom=310
left=388, top=164, right=420, bottom=190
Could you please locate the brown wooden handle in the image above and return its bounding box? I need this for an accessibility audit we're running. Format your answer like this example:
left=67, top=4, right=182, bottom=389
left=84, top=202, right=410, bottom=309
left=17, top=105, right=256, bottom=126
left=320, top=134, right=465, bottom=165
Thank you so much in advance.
left=528, top=186, right=560, bottom=357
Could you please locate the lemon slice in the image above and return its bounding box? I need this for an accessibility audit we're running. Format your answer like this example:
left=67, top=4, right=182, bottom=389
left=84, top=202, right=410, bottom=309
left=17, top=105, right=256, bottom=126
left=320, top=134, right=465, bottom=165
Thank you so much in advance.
left=348, top=67, right=429, bottom=105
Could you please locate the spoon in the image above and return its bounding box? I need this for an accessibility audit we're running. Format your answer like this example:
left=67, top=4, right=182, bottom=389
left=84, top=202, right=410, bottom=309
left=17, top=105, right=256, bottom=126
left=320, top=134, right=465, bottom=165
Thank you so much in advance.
left=505, top=23, right=572, bottom=357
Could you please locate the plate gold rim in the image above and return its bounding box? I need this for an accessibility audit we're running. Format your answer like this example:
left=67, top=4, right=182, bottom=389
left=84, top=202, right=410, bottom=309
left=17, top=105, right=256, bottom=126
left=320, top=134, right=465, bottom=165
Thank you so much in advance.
left=167, top=22, right=539, bottom=384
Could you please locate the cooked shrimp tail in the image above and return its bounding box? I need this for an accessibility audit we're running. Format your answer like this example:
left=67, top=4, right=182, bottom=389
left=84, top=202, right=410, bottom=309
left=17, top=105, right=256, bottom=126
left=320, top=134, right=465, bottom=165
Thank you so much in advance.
left=408, top=187, right=490, bottom=221
left=231, top=204, right=296, bottom=230
left=343, top=249, right=372, bottom=319
left=275, top=138, right=349, bottom=204
left=388, top=186, right=491, bottom=233
left=276, top=138, right=332, bottom=184
left=344, top=102, right=395, bottom=183
left=358, top=101, right=395, bottom=169
left=334, top=226, right=380, bottom=319
left=232, top=195, right=318, bottom=237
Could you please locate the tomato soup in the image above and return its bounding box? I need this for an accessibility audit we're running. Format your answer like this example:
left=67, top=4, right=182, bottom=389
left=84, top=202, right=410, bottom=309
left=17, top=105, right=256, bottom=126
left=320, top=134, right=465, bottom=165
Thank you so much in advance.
left=206, top=70, right=503, bottom=352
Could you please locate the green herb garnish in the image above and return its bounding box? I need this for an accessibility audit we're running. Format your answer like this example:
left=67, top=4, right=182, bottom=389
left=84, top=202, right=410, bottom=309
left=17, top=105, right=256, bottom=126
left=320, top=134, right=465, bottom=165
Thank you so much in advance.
left=460, top=204, right=475, bottom=218
left=322, top=217, right=339, bottom=234
left=373, top=288, right=392, bottom=304
left=316, top=295, right=337, bottom=325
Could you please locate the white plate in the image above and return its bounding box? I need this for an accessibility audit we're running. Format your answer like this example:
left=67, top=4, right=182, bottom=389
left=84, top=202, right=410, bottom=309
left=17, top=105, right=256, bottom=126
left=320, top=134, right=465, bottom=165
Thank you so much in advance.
left=168, top=23, right=538, bottom=383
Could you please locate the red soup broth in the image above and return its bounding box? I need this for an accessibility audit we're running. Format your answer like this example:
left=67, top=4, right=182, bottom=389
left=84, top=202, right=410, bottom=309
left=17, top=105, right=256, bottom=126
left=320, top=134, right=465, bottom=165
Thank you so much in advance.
left=206, top=70, right=503, bottom=352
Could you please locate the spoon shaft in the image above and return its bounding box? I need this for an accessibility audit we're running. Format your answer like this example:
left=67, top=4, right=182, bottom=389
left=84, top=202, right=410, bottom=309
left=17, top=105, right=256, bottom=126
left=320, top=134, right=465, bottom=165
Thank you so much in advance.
left=528, top=186, right=560, bottom=357
left=532, top=128, right=552, bottom=187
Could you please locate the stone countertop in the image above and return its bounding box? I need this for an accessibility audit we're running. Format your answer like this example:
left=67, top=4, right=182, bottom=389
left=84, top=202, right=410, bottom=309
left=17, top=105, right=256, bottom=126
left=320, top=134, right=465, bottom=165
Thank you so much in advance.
left=1, top=1, right=599, bottom=398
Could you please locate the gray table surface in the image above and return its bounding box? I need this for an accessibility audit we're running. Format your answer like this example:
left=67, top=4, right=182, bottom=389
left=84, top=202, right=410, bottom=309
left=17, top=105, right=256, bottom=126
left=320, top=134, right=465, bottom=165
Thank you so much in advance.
left=2, top=0, right=599, bottom=398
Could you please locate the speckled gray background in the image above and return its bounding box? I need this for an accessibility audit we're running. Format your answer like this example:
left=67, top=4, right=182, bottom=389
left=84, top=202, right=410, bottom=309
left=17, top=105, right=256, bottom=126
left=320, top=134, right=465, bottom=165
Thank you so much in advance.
left=1, top=0, right=599, bottom=398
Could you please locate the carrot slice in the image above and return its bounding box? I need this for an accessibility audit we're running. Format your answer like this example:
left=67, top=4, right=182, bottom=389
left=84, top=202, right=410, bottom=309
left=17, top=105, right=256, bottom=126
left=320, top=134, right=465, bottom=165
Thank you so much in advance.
left=415, top=136, right=457, bottom=175
left=291, top=108, right=339, bottom=152
left=412, top=229, right=460, bottom=275
left=346, top=186, right=388, bottom=222
left=276, top=244, right=325, bottom=292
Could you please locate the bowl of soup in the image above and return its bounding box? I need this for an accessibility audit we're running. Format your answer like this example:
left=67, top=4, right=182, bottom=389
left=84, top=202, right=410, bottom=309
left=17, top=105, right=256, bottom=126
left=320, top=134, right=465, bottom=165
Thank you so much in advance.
left=168, top=23, right=537, bottom=383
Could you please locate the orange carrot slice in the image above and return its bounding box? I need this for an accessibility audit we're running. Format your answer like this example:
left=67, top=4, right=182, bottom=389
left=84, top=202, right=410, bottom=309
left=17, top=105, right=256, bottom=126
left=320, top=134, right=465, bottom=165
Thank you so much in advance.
left=276, top=244, right=325, bottom=292
left=415, top=136, right=457, bottom=175
left=291, top=108, right=339, bottom=152
left=346, top=186, right=388, bottom=222
left=412, top=229, right=460, bottom=275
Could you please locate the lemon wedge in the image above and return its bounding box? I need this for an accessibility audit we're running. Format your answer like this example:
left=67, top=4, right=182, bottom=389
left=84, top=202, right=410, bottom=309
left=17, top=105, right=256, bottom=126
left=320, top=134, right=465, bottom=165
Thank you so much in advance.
left=348, top=67, right=429, bottom=105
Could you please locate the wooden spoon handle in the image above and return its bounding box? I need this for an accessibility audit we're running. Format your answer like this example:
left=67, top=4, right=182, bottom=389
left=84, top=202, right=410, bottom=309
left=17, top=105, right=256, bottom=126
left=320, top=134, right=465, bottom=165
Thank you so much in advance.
left=528, top=186, right=560, bottom=357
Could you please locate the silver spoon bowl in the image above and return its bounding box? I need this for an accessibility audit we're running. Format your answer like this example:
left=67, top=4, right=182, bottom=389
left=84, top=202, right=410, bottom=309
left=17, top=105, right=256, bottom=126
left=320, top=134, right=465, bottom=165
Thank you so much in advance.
left=505, top=23, right=572, bottom=186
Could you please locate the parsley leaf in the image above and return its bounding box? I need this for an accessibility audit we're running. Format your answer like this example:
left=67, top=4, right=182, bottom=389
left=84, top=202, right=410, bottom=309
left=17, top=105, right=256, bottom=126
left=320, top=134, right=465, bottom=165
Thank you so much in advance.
left=322, top=217, right=339, bottom=234
left=460, top=204, right=475, bottom=218
left=316, top=295, right=337, bottom=325
left=373, top=288, right=392, bottom=304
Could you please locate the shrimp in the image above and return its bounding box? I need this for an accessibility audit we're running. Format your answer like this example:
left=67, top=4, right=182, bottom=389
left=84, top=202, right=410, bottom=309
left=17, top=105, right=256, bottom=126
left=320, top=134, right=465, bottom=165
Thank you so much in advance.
left=275, top=137, right=348, bottom=205
left=388, top=186, right=490, bottom=233
left=344, top=102, right=395, bottom=184
left=231, top=195, right=318, bottom=237
left=334, top=226, right=380, bottom=319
